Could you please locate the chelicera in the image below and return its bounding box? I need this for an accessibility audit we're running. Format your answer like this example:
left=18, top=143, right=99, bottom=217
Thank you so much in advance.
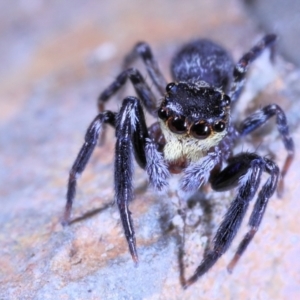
left=62, top=34, right=294, bottom=288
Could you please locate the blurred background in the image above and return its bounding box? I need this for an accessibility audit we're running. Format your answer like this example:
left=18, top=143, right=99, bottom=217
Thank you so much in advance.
left=1, top=0, right=300, bottom=299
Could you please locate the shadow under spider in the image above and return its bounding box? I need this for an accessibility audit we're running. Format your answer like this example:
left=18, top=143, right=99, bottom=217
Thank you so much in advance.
left=69, top=180, right=149, bottom=225
left=69, top=202, right=113, bottom=225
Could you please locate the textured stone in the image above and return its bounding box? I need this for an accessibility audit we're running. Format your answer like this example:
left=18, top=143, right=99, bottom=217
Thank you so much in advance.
left=1, top=1, right=300, bottom=299
left=244, top=0, right=300, bottom=66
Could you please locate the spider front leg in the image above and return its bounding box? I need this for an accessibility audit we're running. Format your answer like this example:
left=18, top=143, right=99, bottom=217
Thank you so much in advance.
left=230, top=34, right=277, bottom=103
left=115, top=96, right=169, bottom=263
left=184, top=153, right=279, bottom=289
left=62, top=111, right=116, bottom=225
left=239, top=104, right=294, bottom=195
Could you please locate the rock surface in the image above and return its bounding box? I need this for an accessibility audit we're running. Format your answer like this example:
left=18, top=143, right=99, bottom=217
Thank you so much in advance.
left=1, top=1, right=300, bottom=299
left=245, top=0, right=300, bottom=66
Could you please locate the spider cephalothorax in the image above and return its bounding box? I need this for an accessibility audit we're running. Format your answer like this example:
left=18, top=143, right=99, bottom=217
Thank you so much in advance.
left=62, top=34, right=294, bottom=288
left=158, top=81, right=231, bottom=165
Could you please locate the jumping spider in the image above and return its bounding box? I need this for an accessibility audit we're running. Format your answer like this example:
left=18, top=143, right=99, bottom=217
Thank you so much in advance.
left=62, top=34, right=294, bottom=288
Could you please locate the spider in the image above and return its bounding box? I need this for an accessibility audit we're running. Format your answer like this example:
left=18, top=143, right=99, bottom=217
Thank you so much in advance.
left=62, top=34, right=294, bottom=288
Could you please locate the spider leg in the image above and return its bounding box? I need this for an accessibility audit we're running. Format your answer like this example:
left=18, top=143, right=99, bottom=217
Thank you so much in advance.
left=179, top=148, right=222, bottom=195
left=230, top=34, right=277, bottom=103
left=123, top=42, right=167, bottom=95
left=184, top=153, right=274, bottom=289
left=62, top=111, right=116, bottom=225
left=115, top=96, right=169, bottom=263
left=227, top=158, right=279, bottom=272
left=98, top=68, right=158, bottom=116
left=114, top=98, right=137, bottom=263
left=144, top=138, right=170, bottom=192
left=238, top=104, right=294, bottom=196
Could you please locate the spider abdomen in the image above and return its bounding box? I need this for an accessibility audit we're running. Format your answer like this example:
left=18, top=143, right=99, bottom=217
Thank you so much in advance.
left=171, top=39, right=234, bottom=92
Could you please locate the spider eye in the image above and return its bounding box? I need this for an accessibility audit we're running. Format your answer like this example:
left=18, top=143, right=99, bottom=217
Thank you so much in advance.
left=166, top=82, right=176, bottom=93
left=167, top=115, right=187, bottom=134
left=190, top=121, right=211, bottom=139
left=158, top=107, right=168, bottom=120
left=223, top=94, right=231, bottom=106
left=214, top=120, right=226, bottom=132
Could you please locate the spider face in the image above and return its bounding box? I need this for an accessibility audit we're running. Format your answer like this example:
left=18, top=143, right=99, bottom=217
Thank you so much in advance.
left=63, top=34, right=294, bottom=289
left=158, top=81, right=230, bottom=163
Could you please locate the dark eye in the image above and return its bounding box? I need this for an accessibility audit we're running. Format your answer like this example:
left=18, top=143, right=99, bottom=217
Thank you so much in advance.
left=167, top=115, right=187, bottom=134
left=214, top=120, right=226, bottom=132
left=223, top=95, right=231, bottom=106
left=166, top=82, right=176, bottom=93
left=158, top=107, right=168, bottom=120
left=190, top=121, right=211, bottom=139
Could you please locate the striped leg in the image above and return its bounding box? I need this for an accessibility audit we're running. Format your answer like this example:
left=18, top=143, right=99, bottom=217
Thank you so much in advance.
left=62, top=111, right=116, bottom=225
left=238, top=104, right=294, bottom=196
left=123, top=42, right=167, bottom=95
left=230, top=34, right=277, bottom=103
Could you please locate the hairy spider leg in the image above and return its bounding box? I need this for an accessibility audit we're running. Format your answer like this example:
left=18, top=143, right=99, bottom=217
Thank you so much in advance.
left=227, top=158, right=279, bottom=273
left=179, top=149, right=222, bottom=193
left=238, top=104, right=294, bottom=196
left=123, top=42, right=167, bottom=95
left=115, top=96, right=169, bottom=263
left=62, top=111, right=116, bottom=225
left=114, top=98, right=139, bottom=263
left=230, top=34, right=277, bottom=103
left=184, top=153, right=278, bottom=289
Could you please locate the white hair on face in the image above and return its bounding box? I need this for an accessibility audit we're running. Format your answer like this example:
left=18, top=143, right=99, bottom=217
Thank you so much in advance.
left=160, top=120, right=227, bottom=163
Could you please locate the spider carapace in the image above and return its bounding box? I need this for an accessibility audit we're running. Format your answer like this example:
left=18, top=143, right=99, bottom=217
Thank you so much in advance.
left=62, top=34, right=294, bottom=288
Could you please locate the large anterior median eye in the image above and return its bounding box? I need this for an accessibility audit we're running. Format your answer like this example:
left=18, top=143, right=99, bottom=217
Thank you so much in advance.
left=167, top=115, right=187, bottom=134
left=190, top=121, right=211, bottom=139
